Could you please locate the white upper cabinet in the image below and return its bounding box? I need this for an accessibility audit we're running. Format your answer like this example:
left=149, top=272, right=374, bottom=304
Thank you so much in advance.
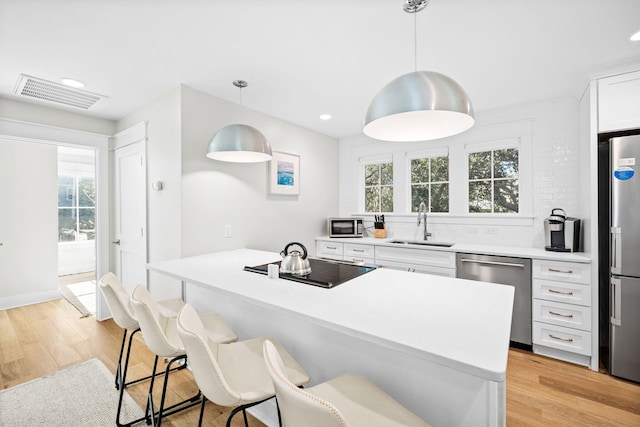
left=598, top=70, right=640, bottom=133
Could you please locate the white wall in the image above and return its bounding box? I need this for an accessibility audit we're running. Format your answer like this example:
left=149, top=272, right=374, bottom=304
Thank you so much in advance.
left=0, top=138, right=59, bottom=309
left=180, top=85, right=340, bottom=256
left=116, top=85, right=340, bottom=299
left=339, top=97, right=584, bottom=249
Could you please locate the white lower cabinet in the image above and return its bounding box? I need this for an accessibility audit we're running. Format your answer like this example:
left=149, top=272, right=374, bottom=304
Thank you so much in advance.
left=374, top=245, right=456, bottom=277
left=533, top=322, right=592, bottom=356
left=316, top=240, right=375, bottom=264
left=343, top=243, right=375, bottom=264
left=316, top=241, right=343, bottom=260
left=532, top=259, right=592, bottom=366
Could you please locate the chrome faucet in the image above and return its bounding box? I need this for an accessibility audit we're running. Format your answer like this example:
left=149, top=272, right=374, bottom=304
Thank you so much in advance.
left=417, top=202, right=431, bottom=240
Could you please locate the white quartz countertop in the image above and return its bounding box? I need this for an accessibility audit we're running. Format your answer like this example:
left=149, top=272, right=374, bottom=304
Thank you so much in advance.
left=147, top=248, right=515, bottom=383
left=316, top=236, right=592, bottom=263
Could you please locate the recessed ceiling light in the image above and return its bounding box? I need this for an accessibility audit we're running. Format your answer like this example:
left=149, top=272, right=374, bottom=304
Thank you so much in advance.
left=61, top=78, right=85, bottom=88
left=319, top=114, right=332, bottom=120
left=631, top=30, right=640, bottom=41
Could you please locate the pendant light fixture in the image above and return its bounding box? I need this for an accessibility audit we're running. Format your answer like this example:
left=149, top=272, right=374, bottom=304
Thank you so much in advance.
left=363, top=0, right=474, bottom=142
left=206, top=80, right=273, bottom=163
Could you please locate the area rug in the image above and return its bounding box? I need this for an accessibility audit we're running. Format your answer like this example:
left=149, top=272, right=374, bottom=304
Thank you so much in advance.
left=0, top=358, right=145, bottom=426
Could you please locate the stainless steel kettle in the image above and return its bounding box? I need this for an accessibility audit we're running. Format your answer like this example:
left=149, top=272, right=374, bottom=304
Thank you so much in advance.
left=280, top=242, right=311, bottom=275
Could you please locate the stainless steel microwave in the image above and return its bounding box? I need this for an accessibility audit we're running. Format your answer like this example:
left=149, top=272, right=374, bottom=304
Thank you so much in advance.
left=328, top=218, right=364, bottom=238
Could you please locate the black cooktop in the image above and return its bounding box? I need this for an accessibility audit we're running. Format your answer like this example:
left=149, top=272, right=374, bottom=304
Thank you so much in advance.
left=243, top=258, right=377, bottom=289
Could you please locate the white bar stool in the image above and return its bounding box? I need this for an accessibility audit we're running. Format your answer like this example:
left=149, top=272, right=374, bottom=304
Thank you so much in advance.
left=131, top=284, right=237, bottom=427
left=98, top=272, right=185, bottom=427
left=263, top=339, right=432, bottom=427
left=176, top=303, right=310, bottom=427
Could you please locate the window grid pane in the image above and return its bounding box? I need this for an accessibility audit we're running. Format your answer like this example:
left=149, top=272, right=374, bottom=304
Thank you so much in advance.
left=410, top=156, right=449, bottom=213
left=364, top=162, right=393, bottom=212
left=468, top=148, right=519, bottom=214
left=58, top=175, right=96, bottom=242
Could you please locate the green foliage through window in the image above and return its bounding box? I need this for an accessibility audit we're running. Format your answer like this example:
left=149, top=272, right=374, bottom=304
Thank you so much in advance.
left=468, top=148, right=519, bottom=213
left=58, top=175, right=96, bottom=242
left=364, top=162, right=393, bottom=212
left=410, top=155, right=449, bottom=212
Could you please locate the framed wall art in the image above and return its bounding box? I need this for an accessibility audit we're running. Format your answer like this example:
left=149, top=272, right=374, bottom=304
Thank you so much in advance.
left=270, top=151, right=300, bottom=195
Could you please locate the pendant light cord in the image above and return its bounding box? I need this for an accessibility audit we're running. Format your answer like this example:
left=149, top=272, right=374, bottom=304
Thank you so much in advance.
left=414, top=11, right=417, bottom=72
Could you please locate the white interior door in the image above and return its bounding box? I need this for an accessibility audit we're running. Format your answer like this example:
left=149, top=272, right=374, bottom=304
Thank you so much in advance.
left=114, top=140, right=147, bottom=294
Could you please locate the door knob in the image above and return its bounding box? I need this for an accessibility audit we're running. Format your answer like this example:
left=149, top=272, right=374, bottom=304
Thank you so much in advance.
left=112, top=239, right=121, bottom=245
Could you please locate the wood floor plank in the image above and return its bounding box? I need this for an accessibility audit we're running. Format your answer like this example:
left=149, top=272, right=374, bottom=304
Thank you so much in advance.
left=2, top=299, right=640, bottom=427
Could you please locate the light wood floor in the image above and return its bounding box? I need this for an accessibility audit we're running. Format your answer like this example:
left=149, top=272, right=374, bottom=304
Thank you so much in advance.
left=1, top=299, right=640, bottom=426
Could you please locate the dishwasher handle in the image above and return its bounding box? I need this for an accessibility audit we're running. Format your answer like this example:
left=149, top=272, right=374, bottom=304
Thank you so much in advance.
left=459, top=258, right=526, bottom=269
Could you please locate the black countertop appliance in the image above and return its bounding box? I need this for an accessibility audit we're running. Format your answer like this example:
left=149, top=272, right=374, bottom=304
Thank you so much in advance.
left=544, top=208, right=582, bottom=252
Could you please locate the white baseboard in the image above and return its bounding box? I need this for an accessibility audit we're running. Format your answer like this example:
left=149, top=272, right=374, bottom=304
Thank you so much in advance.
left=0, top=290, right=62, bottom=311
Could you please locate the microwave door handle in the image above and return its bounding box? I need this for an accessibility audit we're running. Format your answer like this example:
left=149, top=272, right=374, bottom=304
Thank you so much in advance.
left=611, top=227, right=622, bottom=274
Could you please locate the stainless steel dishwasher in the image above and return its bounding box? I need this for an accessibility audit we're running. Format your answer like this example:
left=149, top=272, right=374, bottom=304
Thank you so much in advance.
left=456, top=253, right=532, bottom=348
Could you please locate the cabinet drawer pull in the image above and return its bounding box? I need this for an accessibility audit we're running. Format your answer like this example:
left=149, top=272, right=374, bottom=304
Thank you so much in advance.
left=549, top=310, right=574, bottom=318
left=352, top=259, right=364, bottom=263
left=548, top=289, right=574, bottom=296
left=549, top=334, right=574, bottom=343
left=327, top=246, right=337, bottom=250
left=352, top=249, right=365, bottom=253
left=548, top=268, right=573, bottom=274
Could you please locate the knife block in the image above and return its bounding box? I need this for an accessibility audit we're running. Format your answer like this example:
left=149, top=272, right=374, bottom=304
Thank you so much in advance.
left=373, top=224, right=387, bottom=238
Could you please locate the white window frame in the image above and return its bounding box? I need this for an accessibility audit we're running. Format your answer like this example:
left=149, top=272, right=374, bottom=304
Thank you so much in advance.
left=353, top=119, right=533, bottom=225
left=358, top=154, right=393, bottom=213
left=58, top=172, right=96, bottom=244
left=462, top=136, right=532, bottom=218
left=406, top=148, right=449, bottom=213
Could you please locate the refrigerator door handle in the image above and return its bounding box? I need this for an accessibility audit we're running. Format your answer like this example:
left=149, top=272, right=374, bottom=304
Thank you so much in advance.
left=611, top=227, right=622, bottom=274
left=611, top=277, right=622, bottom=326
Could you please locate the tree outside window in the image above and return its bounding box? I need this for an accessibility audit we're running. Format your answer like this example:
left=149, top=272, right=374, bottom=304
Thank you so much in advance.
left=411, top=155, right=449, bottom=212
left=58, top=175, right=96, bottom=242
left=468, top=148, right=519, bottom=213
left=364, top=162, right=393, bottom=212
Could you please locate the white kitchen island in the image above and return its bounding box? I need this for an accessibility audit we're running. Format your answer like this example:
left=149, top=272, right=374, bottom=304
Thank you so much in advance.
left=147, top=248, right=515, bottom=427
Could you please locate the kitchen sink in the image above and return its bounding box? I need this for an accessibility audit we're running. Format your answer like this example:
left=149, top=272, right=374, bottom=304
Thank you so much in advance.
left=388, top=240, right=455, bottom=247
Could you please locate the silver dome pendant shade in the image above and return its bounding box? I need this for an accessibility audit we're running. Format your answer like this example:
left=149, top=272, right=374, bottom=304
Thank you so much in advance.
left=206, top=80, right=273, bottom=163
left=364, top=70, right=474, bottom=142
left=363, top=0, right=474, bottom=142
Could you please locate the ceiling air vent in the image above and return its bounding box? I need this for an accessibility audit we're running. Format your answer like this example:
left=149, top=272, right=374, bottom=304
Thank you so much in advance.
left=14, top=74, right=106, bottom=110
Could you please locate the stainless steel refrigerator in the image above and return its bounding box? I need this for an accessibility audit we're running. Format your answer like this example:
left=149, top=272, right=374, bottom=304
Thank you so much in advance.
left=609, top=135, right=640, bottom=383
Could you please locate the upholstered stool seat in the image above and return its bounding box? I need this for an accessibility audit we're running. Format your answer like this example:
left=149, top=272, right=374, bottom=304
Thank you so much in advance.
left=131, top=285, right=237, bottom=427
left=176, top=303, right=310, bottom=427
left=263, top=340, right=432, bottom=427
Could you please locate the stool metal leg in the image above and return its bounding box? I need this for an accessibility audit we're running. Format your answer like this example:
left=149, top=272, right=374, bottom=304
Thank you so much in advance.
left=224, top=397, right=273, bottom=427
left=148, top=354, right=201, bottom=427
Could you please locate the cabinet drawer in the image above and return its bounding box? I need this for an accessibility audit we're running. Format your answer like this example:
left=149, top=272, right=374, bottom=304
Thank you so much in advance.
left=375, top=246, right=456, bottom=268
left=379, top=261, right=456, bottom=277
left=533, top=279, right=591, bottom=306
left=344, top=243, right=375, bottom=260
left=344, top=256, right=375, bottom=264
left=533, top=322, right=591, bottom=355
left=532, top=260, right=591, bottom=285
left=533, top=299, right=591, bottom=331
left=316, top=241, right=343, bottom=260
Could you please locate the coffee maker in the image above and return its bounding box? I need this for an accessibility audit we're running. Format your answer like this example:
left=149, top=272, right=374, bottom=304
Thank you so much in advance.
left=544, top=208, right=582, bottom=252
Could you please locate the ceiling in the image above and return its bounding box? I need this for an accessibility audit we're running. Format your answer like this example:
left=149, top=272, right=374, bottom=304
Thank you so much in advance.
left=1, top=0, right=639, bottom=139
